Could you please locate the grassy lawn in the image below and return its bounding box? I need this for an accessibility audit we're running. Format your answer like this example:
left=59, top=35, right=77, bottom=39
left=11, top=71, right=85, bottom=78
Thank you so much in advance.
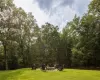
left=0, top=68, right=100, bottom=80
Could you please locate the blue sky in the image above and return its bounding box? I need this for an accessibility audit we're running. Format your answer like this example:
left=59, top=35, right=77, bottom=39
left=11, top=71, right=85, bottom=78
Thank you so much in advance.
left=13, top=0, right=92, bottom=29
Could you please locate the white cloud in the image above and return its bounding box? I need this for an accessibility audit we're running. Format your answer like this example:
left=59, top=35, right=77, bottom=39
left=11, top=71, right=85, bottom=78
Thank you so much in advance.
left=13, top=0, right=49, bottom=27
left=13, top=0, right=91, bottom=30
left=73, top=0, right=91, bottom=15
left=48, top=6, right=77, bottom=28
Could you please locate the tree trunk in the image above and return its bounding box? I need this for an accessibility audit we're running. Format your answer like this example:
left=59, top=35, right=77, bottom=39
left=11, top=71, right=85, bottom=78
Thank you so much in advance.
left=2, top=42, right=8, bottom=70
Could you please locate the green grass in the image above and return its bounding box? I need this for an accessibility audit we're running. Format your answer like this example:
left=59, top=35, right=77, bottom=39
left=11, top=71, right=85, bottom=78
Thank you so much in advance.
left=0, top=68, right=100, bottom=80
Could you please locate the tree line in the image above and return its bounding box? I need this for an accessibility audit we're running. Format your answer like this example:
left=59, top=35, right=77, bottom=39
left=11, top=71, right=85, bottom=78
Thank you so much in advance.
left=0, top=0, right=100, bottom=70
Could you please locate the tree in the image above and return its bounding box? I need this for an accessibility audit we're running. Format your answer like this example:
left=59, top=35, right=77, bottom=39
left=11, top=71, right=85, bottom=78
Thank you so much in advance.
left=40, top=23, right=60, bottom=64
left=0, top=0, right=16, bottom=70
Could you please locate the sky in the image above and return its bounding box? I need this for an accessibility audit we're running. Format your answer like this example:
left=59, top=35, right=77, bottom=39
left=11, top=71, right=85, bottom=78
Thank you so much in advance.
left=13, top=0, right=92, bottom=30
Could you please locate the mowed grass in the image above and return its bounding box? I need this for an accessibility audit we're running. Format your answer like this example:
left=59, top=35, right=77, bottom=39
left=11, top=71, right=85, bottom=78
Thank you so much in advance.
left=0, top=68, right=100, bottom=80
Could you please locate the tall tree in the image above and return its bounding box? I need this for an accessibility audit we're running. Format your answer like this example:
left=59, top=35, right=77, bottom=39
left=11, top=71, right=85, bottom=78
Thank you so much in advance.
left=0, top=0, right=16, bottom=70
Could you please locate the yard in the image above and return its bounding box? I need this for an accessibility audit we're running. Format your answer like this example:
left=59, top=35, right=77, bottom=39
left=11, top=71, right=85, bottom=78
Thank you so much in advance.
left=0, top=68, right=100, bottom=80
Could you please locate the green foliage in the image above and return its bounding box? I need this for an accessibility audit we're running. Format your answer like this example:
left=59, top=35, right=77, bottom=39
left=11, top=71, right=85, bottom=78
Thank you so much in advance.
left=0, top=0, right=100, bottom=70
